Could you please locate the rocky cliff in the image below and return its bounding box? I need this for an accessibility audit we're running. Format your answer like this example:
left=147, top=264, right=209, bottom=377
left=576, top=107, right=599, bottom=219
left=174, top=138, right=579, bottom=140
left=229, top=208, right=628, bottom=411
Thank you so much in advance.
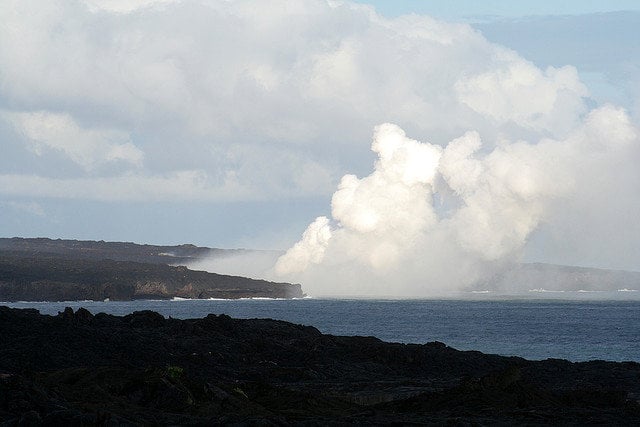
left=0, top=252, right=302, bottom=301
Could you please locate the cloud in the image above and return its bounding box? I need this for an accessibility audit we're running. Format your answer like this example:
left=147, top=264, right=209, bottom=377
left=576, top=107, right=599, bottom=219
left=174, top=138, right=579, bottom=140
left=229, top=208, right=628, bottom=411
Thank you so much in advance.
left=5, top=111, right=143, bottom=170
left=455, top=58, right=588, bottom=133
left=0, top=0, right=591, bottom=202
left=82, top=0, right=180, bottom=14
left=474, top=12, right=640, bottom=130
left=0, top=170, right=256, bottom=202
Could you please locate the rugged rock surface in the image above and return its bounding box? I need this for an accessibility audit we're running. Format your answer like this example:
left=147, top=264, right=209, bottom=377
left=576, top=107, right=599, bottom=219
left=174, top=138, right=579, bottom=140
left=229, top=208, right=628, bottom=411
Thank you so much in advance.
left=0, top=253, right=302, bottom=301
left=1, top=306, right=639, bottom=425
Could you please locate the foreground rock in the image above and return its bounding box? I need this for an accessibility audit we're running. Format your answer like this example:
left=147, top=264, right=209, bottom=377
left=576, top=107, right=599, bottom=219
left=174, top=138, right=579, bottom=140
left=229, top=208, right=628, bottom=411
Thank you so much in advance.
left=1, top=307, right=639, bottom=425
left=0, top=254, right=302, bottom=301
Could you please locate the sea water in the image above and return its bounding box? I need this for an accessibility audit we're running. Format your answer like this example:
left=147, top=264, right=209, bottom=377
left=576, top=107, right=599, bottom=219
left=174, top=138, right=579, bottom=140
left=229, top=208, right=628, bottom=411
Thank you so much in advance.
left=4, top=297, right=640, bottom=362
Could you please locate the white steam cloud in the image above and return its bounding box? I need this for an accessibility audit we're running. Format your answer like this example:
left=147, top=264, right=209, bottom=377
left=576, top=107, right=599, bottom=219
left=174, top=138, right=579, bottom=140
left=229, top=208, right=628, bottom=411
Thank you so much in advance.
left=275, top=105, right=639, bottom=297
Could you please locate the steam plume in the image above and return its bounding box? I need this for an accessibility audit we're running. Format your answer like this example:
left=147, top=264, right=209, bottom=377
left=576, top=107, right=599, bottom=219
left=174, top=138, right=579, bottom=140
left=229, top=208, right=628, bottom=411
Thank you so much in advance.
left=275, top=106, right=638, bottom=297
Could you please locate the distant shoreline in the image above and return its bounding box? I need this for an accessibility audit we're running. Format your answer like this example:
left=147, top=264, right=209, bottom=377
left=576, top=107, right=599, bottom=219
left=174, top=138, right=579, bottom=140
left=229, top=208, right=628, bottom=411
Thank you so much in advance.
left=0, top=237, right=303, bottom=301
left=3, top=237, right=640, bottom=301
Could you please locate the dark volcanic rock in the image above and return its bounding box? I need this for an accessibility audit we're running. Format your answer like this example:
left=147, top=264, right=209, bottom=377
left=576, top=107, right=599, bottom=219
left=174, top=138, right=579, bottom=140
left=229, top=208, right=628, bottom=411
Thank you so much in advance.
left=0, top=253, right=302, bottom=301
left=1, top=306, right=639, bottom=425
left=0, top=237, right=232, bottom=265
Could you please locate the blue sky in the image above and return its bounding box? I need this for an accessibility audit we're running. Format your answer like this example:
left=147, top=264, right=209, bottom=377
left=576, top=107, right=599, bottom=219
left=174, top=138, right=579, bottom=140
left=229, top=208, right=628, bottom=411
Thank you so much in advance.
left=355, top=0, right=640, bottom=20
left=358, top=0, right=640, bottom=109
left=1, top=0, right=639, bottom=276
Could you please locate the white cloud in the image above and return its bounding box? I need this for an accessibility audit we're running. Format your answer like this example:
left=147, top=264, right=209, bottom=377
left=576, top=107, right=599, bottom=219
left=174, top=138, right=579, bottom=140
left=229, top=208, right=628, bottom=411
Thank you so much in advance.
left=455, top=57, right=588, bottom=133
left=82, top=0, right=180, bottom=14
left=5, top=111, right=143, bottom=170
left=0, top=0, right=590, bottom=186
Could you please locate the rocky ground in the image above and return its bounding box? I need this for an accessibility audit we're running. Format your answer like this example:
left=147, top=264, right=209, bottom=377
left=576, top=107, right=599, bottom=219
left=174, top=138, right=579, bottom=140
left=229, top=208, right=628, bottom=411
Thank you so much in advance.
left=1, top=306, right=639, bottom=425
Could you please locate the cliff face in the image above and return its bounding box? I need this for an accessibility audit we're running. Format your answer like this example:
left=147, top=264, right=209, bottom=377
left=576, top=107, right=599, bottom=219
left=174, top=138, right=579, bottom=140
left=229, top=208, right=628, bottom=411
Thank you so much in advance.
left=0, top=253, right=303, bottom=301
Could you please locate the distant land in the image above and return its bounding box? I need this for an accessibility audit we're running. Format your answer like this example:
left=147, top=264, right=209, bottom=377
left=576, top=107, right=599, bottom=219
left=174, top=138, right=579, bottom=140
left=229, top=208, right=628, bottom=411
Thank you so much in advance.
left=1, top=237, right=639, bottom=301
left=0, top=237, right=302, bottom=301
left=482, top=262, right=640, bottom=294
left=0, top=236, right=251, bottom=265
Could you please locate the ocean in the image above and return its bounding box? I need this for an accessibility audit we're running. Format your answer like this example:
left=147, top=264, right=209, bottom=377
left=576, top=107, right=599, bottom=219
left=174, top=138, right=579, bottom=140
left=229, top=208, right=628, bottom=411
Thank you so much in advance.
left=4, top=296, right=640, bottom=363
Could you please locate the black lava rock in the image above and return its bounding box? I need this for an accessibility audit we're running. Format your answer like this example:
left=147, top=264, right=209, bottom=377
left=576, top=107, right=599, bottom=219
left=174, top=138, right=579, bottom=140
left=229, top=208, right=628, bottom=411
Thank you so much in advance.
left=1, top=306, right=639, bottom=425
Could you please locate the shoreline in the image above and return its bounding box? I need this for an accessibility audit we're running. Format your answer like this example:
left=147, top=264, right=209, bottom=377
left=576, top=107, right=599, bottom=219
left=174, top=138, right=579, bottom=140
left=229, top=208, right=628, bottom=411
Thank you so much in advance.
left=3, top=298, right=639, bottom=362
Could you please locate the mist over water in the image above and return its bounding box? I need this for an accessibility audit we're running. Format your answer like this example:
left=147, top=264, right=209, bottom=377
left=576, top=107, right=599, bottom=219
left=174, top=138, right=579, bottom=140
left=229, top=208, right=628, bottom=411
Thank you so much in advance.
left=188, top=250, right=282, bottom=281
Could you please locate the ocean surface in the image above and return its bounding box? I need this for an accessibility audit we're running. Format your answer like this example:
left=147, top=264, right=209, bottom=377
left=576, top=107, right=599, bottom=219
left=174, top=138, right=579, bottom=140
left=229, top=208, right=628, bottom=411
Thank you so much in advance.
left=4, top=296, right=640, bottom=362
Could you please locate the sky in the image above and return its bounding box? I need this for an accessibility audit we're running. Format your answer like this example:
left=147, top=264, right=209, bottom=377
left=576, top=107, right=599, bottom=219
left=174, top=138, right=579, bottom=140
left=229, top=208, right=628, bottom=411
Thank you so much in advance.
left=1, top=0, right=639, bottom=281
left=353, top=0, right=640, bottom=20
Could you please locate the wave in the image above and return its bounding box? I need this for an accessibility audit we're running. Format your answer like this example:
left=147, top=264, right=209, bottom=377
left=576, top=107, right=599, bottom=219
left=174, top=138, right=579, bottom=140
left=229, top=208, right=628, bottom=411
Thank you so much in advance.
left=6, top=299, right=97, bottom=304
